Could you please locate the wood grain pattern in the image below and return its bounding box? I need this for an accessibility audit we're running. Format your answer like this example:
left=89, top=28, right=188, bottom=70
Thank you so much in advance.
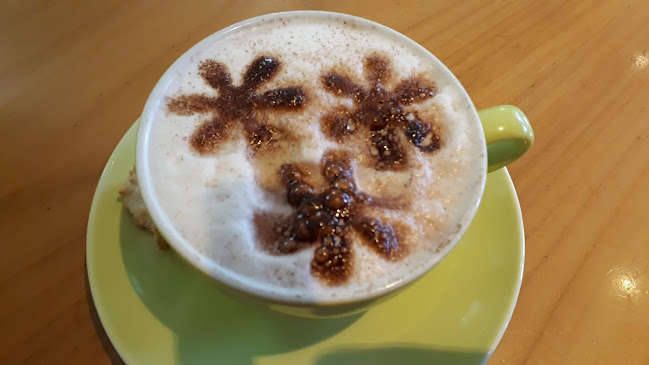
left=1, top=1, right=648, bottom=364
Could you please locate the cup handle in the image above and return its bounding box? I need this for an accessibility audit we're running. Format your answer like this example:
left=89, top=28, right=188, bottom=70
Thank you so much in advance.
left=477, top=105, right=534, bottom=172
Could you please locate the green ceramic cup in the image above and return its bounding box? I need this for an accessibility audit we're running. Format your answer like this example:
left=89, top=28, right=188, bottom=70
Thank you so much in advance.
left=135, top=11, right=533, bottom=318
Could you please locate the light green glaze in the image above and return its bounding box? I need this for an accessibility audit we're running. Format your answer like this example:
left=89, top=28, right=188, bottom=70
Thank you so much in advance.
left=479, top=105, right=534, bottom=172
left=86, top=121, right=525, bottom=364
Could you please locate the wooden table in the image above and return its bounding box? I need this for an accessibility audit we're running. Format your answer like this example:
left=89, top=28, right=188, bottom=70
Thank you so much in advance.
left=1, top=1, right=648, bottom=364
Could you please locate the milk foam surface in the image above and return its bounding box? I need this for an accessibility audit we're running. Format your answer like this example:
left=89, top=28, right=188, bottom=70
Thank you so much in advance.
left=138, top=12, right=486, bottom=303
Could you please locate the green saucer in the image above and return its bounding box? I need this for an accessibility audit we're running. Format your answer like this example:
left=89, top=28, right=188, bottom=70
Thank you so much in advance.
left=87, top=121, right=524, bottom=365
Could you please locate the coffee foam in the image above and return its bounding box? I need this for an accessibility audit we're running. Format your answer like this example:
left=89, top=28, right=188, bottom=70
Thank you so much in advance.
left=138, top=12, right=486, bottom=303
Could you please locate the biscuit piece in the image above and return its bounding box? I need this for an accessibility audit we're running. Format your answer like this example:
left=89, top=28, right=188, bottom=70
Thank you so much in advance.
left=119, top=169, right=169, bottom=249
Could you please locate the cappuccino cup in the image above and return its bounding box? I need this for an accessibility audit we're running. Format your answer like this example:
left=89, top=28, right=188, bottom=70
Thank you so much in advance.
left=135, top=11, right=533, bottom=317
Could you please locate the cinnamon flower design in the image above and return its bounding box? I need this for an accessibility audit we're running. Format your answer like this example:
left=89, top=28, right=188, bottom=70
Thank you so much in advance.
left=168, top=56, right=307, bottom=154
left=321, top=54, right=440, bottom=170
left=267, top=151, right=404, bottom=285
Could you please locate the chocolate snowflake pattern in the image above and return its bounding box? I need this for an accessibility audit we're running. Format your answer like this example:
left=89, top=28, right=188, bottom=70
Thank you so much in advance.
left=168, top=56, right=307, bottom=154
left=267, top=151, right=404, bottom=285
left=321, top=54, right=440, bottom=170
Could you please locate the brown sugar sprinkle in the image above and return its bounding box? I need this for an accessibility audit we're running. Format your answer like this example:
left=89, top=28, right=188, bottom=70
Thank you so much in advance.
left=320, top=53, right=441, bottom=170
left=166, top=56, right=307, bottom=154
left=259, top=150, right=406, bottom=286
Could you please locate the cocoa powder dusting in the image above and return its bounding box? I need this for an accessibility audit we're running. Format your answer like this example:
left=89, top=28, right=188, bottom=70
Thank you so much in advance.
left=257, top=150, right=406, bottom=286
left=167, top=56, right=307, bottom=154
left=320, top=108, right=355, bottom=141
left=320, top=53, right=440, bottom=170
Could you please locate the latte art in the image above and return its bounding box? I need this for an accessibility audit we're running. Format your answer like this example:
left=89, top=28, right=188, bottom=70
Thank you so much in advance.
left=167, top=56, right=307, bottom=154
left=320, top=53, right=440, bottom=170
left=138, top=12, right=486, bottom=302
left=257, top=150, right=406, bottom=285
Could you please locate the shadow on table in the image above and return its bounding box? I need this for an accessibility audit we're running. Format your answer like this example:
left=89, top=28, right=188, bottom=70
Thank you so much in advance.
left=314, top=345, right=487, bottom=365
left=118, top=206, right=362, bottom=365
